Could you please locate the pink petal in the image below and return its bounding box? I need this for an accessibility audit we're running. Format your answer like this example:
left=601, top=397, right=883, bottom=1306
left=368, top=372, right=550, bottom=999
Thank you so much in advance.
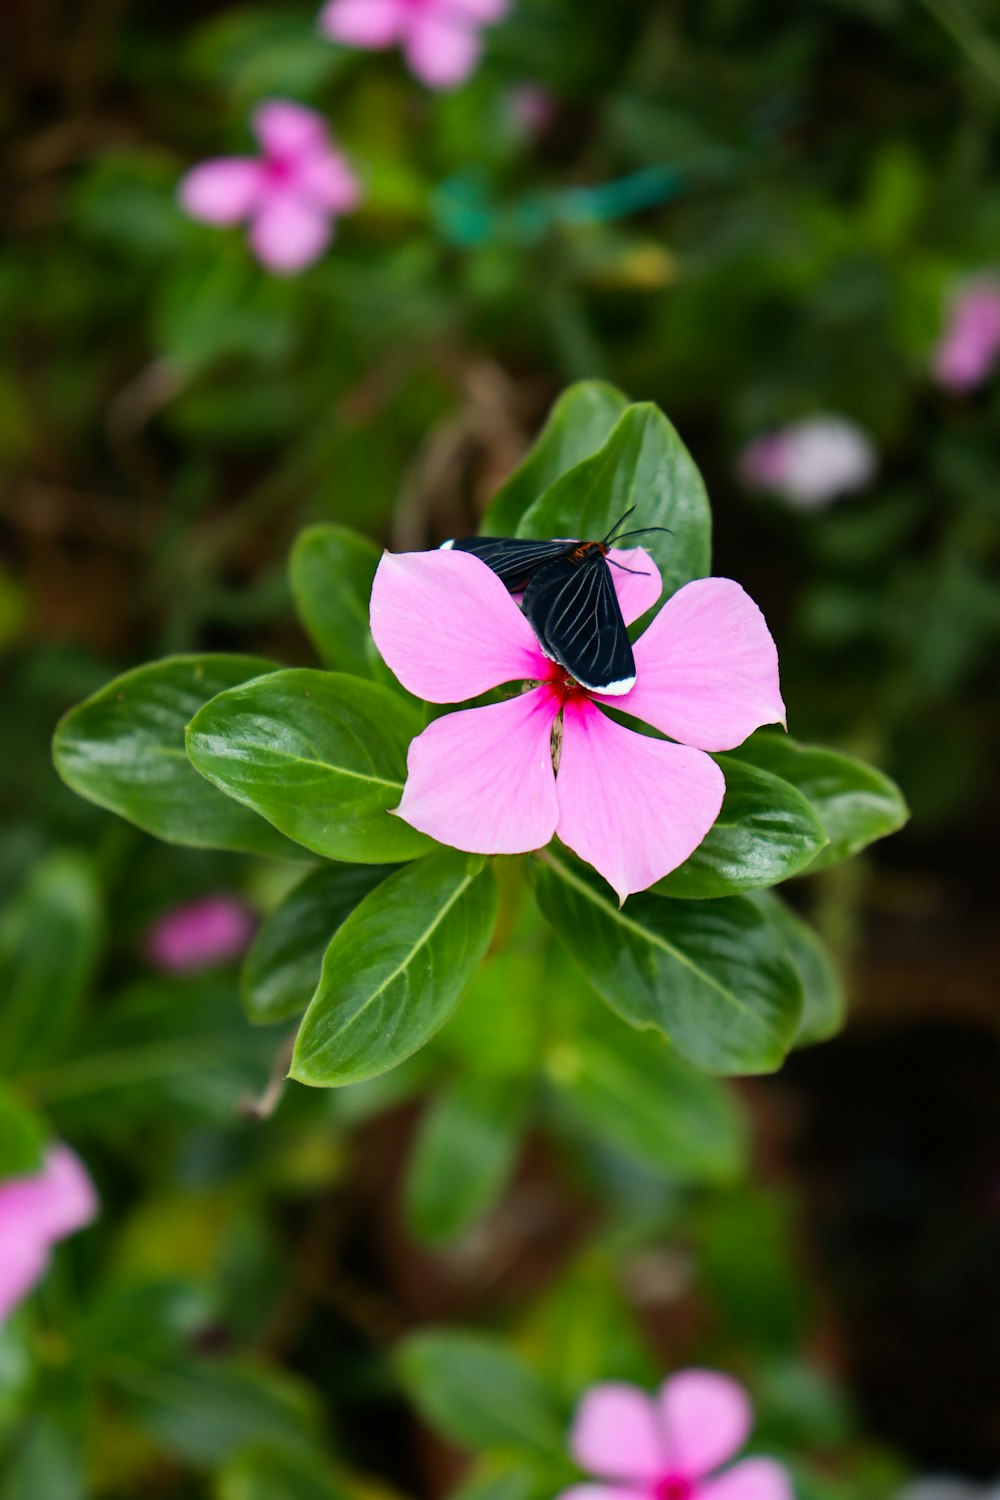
left=295, top=145, right=362, bottom=213
left=569, top=1382, right=665, bottom=1482
left=556, top=1490, right=641, bottom=1500
left=318, top=0, right=405, bottom=47
left=700, top=1459, right=794, bottom=1500
left=252, top=100, right=326, bottom=159
left=395, top=688, right=560, bottom=854
left=404, top=13, right=482, bottom=88
left=144, top=895, right=256, bottom=973
left=249, top=191, right=332, bottom=273
left=607, top=545, right=662, bottom=627
left=443, top=0, right=509, bottom=21
left=0, top=1146, right=98, bottom=1247
left=0, top=1239, right=49, bottom=1323
left=659, top=1371, right=752, bottom=1479
left=608, top=579, right=785, bottom=753
left=178, top=158, right=263, bottom=225
left=556, top=699, right=725, bottom=905
left=370, top=549, right=546, bottom=703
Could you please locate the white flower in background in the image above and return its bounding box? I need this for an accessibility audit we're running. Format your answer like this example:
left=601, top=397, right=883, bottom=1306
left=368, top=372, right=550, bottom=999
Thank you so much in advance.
left=738, top=415, right=877, bottom=510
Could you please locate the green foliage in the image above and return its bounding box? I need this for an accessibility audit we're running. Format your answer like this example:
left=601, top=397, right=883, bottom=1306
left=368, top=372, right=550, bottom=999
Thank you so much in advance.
left=186, top=670, right=431, bottom=863
left=290, top=852, right=498, bottom=1086
left=289, top=526, right=385, bottom=680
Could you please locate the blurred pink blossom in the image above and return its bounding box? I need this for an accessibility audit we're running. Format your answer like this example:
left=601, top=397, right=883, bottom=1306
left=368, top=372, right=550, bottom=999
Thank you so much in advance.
left=318, top=0, right=509, bottom=91
left=369, top=547, right=783, bottom=904
left=144, top=895, right=256, bottom=973
left=0, top=1146, right=97, bottom=1323
left=558, top=1371, right=792, bottom=1500
left=179, top=101, right=361, bottom=274
left=932, top=279, right=1000, bottom=392
left=738, top=416, right=876, bottom=510
left=507, top=84, right=556, bottom=135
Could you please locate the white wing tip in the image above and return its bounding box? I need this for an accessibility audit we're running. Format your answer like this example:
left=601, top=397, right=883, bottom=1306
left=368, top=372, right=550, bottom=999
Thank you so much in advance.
left=439, top=538, right=455, bottom=550
left=585, top=675, right=636, bottom=696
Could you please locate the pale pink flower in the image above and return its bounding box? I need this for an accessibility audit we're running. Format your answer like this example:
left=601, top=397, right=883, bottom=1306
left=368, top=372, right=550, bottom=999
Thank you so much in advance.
left=318, top=0, right=509, bottom=91
left=179, top=101, right=361, bottom=274
left=369, top=547, right=784, bottom=905
left=932, top=279, right=1000, bottom=392
left=0, top=1146, right=98, bottom=1323
left=559, top=1372, right=793, bottom=1500
left=144, top=895, right=256, bottom=973
left=738, top=416, right=876, bottom=510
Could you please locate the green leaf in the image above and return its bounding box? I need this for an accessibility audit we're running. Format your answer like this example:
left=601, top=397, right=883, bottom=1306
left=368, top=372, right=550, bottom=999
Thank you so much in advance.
left=242, top=864, right=394, bottom=1025
left=289, top=525, right=385, bottom=680
left=290, top=852, right=498, bottom=1087
left=516, top=403, right=711, bottom=600
left=654, top=758, right=827, bottom=899
left=186, top=669, right=432, bottom=864
left=734, top=733, right=908, bottom=872
left=533, top=851, right=802, bottom=1075
left=217, top=1444, right=353, bottom=1500
left=482, top=381, right=630, bottom=536
left=0, top=1087, right=46, bottom=1177
left=547, top=1026, right=745, bottom=1183
left=751, top=892, right=845, bottom=1046
left=106, top=1356, right=320, bottom=1468
left=404, top=1076, right=526, bottom=1245
left=395, top=1331, right=566, bottom=1457
left=53, top=655, right=300, bottom=857
left=0, top=1418, right=85, bottom=1500
left=0, top=852, right=101, bottom=1078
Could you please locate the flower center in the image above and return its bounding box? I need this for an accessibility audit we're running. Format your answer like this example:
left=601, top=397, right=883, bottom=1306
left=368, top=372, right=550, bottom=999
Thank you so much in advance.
left=653, top=1479, right=693, bottom=1500
left=264, top=154, right=296, bottom=186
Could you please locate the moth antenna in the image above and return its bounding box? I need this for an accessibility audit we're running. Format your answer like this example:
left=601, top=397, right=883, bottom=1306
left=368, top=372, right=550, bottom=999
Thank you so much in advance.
left=608, top=524, right=674, bottom=545
left=602, top=505, right=637, bottom=545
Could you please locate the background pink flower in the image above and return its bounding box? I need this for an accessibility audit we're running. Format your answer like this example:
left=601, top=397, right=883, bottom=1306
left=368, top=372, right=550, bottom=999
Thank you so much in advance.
left=560, top=1371, right=793, bottom=1500
left=932, top=279, right=1000, bottom=393
left=144, top=894, right=256, bottom=973
left=179, top=100, right=361, bottom=274
left=318, top=0, right=510, bottom=91
left=369, top=546, right=784, bottom=903
left=0, top=1146, right=98, bottom=1323
left=738, top=416, right=876, bottom=510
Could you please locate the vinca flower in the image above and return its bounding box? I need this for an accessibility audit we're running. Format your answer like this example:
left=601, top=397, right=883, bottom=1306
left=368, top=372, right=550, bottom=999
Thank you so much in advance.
left=931, top=279, right=1000, bottom=393
left=739, top=416, right=876, bottom=509
left=0, top=1146, right=97, bottom=1323
left=144, top=895, right=256, bottom=973
left=179, top=101, right=361, bottom=274
left=369, top=546, right=784, bottom=904
left=318, top=0, right=509, bottom=91
left=559, top=1370, right=792, bottom=1500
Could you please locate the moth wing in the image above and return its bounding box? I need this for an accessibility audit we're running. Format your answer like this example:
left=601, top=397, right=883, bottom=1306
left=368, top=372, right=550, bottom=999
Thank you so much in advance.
left=522, top=553, right=636, bottom=695
left=441, top=537, right=575, bottom=592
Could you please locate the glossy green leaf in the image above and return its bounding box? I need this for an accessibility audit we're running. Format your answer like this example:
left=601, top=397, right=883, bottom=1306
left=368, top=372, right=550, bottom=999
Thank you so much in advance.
left=242, top=863, right=394, bottom=1025
left=547, top=1026, right=745, bottom=1183
left=734, top=732, right=908, bottom=872
left=0, top=1086, right=46, bottom=1177
left=395, top=1331, right=565, bottom=1457
left=533, top=851, right=803, bottom=1075
left=516, top=403, right=711, bottom=600
left=654, top=758, right=827, bottom=899
left=0, top=852, right=101, bottom=1078
left=404, top=1075, right=527, bottom=1245
left=0, top=1418, right=84, bottom=1500
left=289, top=524, right=384, bottom=679
left=290, top=852, right=498, bottom=1087
left=53, top=655, right=299, bottom=857
left=186, top=669, right=431, bottom=864
left=482, top=381, right=630, bottom=535
left=751, top=892, right=845, bottom=1046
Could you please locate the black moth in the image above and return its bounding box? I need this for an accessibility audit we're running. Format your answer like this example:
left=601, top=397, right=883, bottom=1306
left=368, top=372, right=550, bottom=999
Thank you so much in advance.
left=441, top=508, right=667, bottom=696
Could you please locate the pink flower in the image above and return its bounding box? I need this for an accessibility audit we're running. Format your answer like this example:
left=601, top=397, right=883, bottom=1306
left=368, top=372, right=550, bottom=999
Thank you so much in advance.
left=369, top=547, right=784, bottom=904
left=559, top=1372, right=793, bottom=1500
left=507, top=84, right=556, bottom=135
left=932, top=279, right=1000, bottom=392
left=318, top=0, right=509, bottom=91
left=179, top=101, right=361, bottom=274
left=738, top=417, right=876, bottom=510
left=144, top=895, right=256, bottom=973
left=0, top=1146, right=98, bottom=1323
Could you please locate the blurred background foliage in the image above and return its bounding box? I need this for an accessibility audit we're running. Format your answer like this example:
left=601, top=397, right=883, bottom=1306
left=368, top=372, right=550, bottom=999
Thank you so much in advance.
left=2, top=0, right=1000, bottom=1496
